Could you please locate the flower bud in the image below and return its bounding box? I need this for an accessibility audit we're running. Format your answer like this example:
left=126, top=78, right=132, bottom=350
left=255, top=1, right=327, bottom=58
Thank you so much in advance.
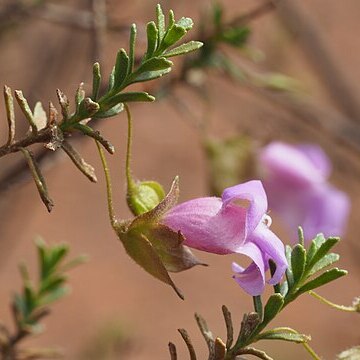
left=127, top=180, right=165, bottom=216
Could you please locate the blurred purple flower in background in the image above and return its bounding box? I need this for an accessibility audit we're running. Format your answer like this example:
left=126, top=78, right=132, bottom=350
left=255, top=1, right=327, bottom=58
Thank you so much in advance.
left=259, top=142, right=350, bottom=242
left=162, top=180, right=288, bottom=296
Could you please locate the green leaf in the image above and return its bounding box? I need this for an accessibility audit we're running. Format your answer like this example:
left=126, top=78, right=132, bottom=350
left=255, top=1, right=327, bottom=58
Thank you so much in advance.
left=220, top=27, right=250, bottom=47
left=257, top=328, right=310, bottom=343
left=156, top=4, right=166, bottom=42
left=291, top=244, right=306, bottom=285
left=95, top=103, right=124, bottom=119
left=306, top=233, right=326, bottom=264
left=39, top=274, right=67, bottom=296
left=261, top=294, right=284, bottom=328
left=129, top=57, right=173, bottom=84
left=285, top=245, right=294, bottom=288
left=114, top=49, right=129, bottom=89
left=92, top=62, right=101, bottom=100
left=103, top=92, right=155, bottom=110
left=161, top=24, right=187, bottom=50
left=108, top=67, right=115, bottom=91
left=306, top=237, right=339, bottom=272
left=308, top=253, right=340, bottom=276
left=298, top=268, right=347, bottom=294
left=164, top=41, right=203, bottom=57
left=145, top=22, right=158, bottom=60
left=128, top=24, right=137, bottom=74
left=39, top=286, right=69, bottom=305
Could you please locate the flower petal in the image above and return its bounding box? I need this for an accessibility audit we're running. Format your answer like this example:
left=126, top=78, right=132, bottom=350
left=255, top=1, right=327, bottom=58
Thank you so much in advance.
left=259, top=142, right=327, bottom=188
left=300, top=184, right=350, bottom=240
left=248, top=223, right=288, bottom=286
left=232, top=241, right=266, bottom=296
left=163, top=196, right=247, bottom=254
left=222, top=180, right=267, bottom=235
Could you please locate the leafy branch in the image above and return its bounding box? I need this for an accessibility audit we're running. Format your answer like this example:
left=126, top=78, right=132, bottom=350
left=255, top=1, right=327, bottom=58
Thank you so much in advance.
left=0, top=239, right=86, bottom=360
left=0, top=4, right=202, bottom=211
left=169, top=229, right=356, bottom=360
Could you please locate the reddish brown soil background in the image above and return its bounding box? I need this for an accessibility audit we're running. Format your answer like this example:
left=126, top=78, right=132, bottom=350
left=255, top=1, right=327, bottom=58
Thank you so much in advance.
left=0, top=1, right=360, bottom=359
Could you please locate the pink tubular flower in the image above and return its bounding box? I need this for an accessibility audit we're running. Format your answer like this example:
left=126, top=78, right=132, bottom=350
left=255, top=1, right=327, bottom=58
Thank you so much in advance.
left=162, top=180, right=288, bottom=296
left=259, top=142, right=350, bottom=242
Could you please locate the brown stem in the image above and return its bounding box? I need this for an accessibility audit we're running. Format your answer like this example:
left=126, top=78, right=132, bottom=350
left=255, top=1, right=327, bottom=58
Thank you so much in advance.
left=0, top=128, right=53, bottom=158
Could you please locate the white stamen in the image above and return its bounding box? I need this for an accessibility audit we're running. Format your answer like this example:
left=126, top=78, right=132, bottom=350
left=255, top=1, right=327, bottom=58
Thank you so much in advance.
left=262, top=214, right=272, bottom=228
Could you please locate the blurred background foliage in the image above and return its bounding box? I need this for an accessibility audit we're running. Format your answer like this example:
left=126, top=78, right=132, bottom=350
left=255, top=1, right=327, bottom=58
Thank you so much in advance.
left=0, top=0, right=359, bottom=359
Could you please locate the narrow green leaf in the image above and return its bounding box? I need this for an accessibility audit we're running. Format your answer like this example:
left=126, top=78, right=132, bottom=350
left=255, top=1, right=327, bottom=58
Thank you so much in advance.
left=261, top=294, right=284, bottom=328
left=39, top=274, right=67, bottom=296
left=145, top=22, right=158, bottom=60
left=129, top=57, right=173, bottom=84
left=257, top=329, right=310, bottom=343
left=308, top=253, right=340, bottom=276
left=108, top=66, right=115, bottom=91
left=128, top=24, right=137, bottom=73
left=291, top=244, right=306, bottom=285
left=164, top=41, right=203, bottom=57
left=114, top=49, right=129, bottom=89
left=306, top=237, right=339, bottom=272
left=39, top=286, right=69, bottom=305
left=298, top=268, right=347, bottom=294
left=95, top=103, right=124, bottom=118
left=285, top=245, right=294, bottom=288
left=156, top=4, right=166, bottom=42
left=103, top=92, right=155, bottom=109
left=92, top=62, right=101, bottom=100
left=75, top=83, right=85, bottom=111
left=306, top=233, right=326, bottom=264
left=168, top=10, right=175, bottom=29
left=161, top=24, right=187, bottom=49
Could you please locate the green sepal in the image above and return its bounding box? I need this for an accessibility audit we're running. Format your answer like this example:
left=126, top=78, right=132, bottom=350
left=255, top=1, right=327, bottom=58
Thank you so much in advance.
left=127, top=180, right=165, bottom=216
left=116, top=177, right=205, bottom=298
left=119, top=230, right=184, bottom=299
left=164, top=41, right=203, bottom=58
left=298, top=268, right=347, bottom=295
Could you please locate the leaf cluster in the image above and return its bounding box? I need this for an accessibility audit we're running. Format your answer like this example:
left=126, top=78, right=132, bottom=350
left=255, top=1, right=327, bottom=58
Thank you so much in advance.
left=13, top=239, right=86, bottom=335
left=0, top=4, right=202, bottom=212
left=0, top=239, right=85, bottom=360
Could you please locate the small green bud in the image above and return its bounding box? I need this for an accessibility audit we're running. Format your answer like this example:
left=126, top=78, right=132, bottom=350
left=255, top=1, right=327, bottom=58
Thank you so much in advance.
left=127, top=180, right=165, bottom=216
